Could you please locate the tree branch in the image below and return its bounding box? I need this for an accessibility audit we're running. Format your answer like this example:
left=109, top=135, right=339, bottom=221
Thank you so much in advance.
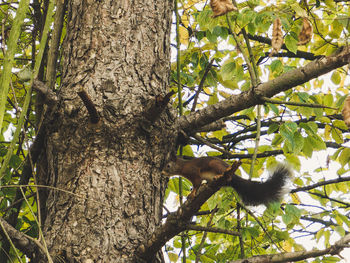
left=178, top=47, right=350, bottom=133
left=136, top=163, right=241, bottom=261
left=77, top=88, right=100, bottom=124
left=33, top=79, right=58, bottom=107
left=228, top=233, right=350, bottom=263
left=291, top=176, right=350, bottom=194
left=187, top=224, right=240, bottom=236
left=0, top=217, right=47, bottom=261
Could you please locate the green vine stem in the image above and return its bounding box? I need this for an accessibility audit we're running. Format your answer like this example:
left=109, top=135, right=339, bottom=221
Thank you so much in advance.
left=175, top=0, right=186, bottom=262
left=0, top=0, right=30, bottom=131
left=0, top=0, right=55, bottom=180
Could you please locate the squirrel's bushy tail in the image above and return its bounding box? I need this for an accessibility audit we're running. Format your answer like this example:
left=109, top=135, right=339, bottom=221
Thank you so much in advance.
left=229, top=165, right=292, bottom=205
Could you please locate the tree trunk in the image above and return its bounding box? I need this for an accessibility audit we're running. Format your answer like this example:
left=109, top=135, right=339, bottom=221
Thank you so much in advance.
left=37, top=1, right=174, bottom=262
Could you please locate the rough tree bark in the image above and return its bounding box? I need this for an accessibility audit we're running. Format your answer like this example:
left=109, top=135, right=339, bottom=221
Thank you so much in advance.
left=36, top=1, right=174, bottom=262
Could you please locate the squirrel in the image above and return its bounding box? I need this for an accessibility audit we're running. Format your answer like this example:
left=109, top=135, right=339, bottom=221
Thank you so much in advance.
left=162, top=156, right=291, bottom=205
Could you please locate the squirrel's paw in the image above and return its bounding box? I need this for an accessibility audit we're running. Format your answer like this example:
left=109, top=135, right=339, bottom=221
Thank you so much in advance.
left=213, top=173, right=225, bottom=180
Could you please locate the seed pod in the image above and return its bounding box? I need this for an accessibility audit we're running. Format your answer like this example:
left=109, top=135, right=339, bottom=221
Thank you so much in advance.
left=298, top=17, right=313, bottom=45
left=342, top=96, right=350, bottom=128
left=270, top=17, right=283, bottom=56
left=210, top=0, right=237, bottom=18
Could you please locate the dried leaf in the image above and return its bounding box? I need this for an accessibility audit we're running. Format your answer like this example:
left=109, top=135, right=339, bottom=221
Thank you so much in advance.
left=298, top=17, right=313, bottom=45
left=210, top=0, right=237, bottom=18
left=270, top=18, right=283, bottom=56
left=342, top=96, right=350, bottom=128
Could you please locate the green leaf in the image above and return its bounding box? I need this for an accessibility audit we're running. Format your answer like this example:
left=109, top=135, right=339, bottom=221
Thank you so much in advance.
left=270, top=60, right=283, bottom=74
left=206, top=30, right=217, bottom=43
left=285, top=34, right=298, bottom=54
left=9, top=155, right=22, bottom=169
left=272, top=134, right=283, bottom=146
left=207, top=91, right=219, bottom=105
left=302, top=136, right=313, bottom=157
left=268, top=103, right=279, bottom=115
left=267, top=123, right=279, bottom=134
left=292, top=132, right=304, bottom=154
left=220, top=61, right=236, bottom=81
left=308, top=135, right=326, bottom=151
left=297, top=92, right=310, bottom=102
left=280, top=122, right=299, bottom=151
left=316, top=228, right=324, bottom=242
left=197, top=10, right=211, bottom=30
left=333, top=120, right=348, bottom=130
left=180, top=145, right=194, bottom=156
left=299, top=122, right=317, bottom=136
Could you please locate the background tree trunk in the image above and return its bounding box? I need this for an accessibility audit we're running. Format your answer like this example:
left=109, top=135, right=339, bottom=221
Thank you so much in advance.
left=37, top=1, right=174, bottom=262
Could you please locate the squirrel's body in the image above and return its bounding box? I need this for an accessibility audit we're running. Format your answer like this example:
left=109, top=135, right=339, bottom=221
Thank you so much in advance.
left=163, top=156, right=291, bottom=205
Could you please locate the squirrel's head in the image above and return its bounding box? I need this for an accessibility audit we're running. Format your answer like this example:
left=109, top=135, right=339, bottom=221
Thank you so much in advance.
left=162, top=157, right=183, bottom=176
left=162, top=161, right=178, bottom=176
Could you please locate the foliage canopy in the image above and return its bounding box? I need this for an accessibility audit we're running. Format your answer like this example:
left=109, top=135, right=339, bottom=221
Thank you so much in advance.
left=165, top=0, right=350, bottom=262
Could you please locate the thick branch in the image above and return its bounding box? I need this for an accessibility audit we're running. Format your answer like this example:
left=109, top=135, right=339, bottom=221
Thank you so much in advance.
left=178, top=47, right=350, bottom=133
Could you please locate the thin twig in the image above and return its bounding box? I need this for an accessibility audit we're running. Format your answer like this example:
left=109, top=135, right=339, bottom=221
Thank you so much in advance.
left=191, top=58, right=214, bottom=112
left=262, top=96, right=338, bottom=110
left=194, top=207, right=218, bottom=263
left=189, top=223, right=240, bottom=237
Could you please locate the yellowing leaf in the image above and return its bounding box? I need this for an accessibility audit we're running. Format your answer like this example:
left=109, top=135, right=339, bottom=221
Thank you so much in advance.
left=323, top=93, right=333, bottom=107
left=168, top=252, right=178, bottom=262
left=281, top=240, right=293, bottom=252
left=331, top=71, right=341, bottom=85
left=339, top=148, right=350, bottom=166
left=324, top=124, right=331, bottom=140
left=331, top=127, right=343, bottom=144
left=179, top=27, right=189, bottom=45
left=291, top=193, right=301, bottom=205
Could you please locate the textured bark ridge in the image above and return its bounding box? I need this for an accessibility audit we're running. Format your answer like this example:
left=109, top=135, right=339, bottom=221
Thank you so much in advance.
left=37, top=1, right=174, bottom=262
